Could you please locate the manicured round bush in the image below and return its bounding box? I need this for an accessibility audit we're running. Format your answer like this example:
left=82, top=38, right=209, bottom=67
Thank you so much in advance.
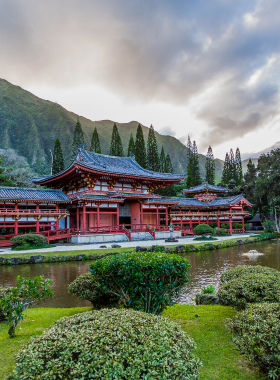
left=8, top=309, right=202, bottom=380
left=89, top=252, right=191, bottom=314
left=227, top=303, right=280, bottom=379
left=194, top=224, right=213, bottom=236
left=218, top=270, right=280, bottom=309
left=10, top=234, right=47, bottom=247
left=68, top=271, right=120, bottom=308
left=219, top=265, right=280, bottom=285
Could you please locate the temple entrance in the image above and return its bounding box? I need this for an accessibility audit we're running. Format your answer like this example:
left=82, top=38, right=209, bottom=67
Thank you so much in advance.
left=119, top=216, right=131, bottom=225
left=119, top=201, right=131, bottom=226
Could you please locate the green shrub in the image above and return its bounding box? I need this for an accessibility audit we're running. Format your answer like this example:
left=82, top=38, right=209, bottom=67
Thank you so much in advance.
left=263, top=219, right=274, bottom=232
left=194, top=224, right=213, bottom=236
left=8, top=309, right=202, bottom=380
left=68, top=272, right=120, bottom=309
left=89, top=252, right=191, bottom=314
left=244, top=223, right=250, bottom=231
left=219, top=265, right=280, bottom=285
left=0, top=287, right=13, bottom=321
left=227, top=303, right=280, bottom=379
left=218, top=270, right=280, bottom=309
left=10, top=234, right=47, bottom=247
left=201, top=284, right=215, bottom=294
left=221, top=223, right=230, bottom=229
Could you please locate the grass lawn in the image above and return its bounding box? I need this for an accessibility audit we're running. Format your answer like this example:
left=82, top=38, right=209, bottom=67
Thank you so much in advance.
left=1, top=235, right=261, bottom=261
left=1, top=305, right=266, bottom=380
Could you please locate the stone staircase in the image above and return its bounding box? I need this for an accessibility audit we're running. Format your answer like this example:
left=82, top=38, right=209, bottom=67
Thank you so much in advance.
left=130, top=232, right=154, bottom=241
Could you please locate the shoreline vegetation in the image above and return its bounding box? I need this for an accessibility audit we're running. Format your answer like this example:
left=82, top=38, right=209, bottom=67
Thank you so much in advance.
left=0, top=305, right=266, bottom=380
left=0, top=233, right=274, bottom=266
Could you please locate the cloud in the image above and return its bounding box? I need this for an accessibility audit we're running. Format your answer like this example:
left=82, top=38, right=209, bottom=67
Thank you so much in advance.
left=1, top=0, right=280, bottom=147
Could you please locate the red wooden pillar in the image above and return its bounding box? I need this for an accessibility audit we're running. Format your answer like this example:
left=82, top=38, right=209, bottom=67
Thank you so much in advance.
left=117, top=203, right=119, bottom=227
left=83, top=204, right=86, bottom=232
left=55, top=204, right=59, bottom=231
left=156, top=206, right=159, bottom=226
left=229, top=217, right=233, bottom=234
left=76, top=206, right=79, bottom=231
left=242, top=217, right=245, bottom=233
left=14, top=203, right=18, bottom=235
left=36, top=203, right=40, bottom=233
left=165, top=207, right=168, bottom=226
left=97, top=205, right=100, bottom=227
left=218, top=218, right=220, bottom=228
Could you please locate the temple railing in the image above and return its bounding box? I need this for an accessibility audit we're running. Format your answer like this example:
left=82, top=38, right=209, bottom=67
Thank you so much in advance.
left=0, top=208, right=69, bottom=216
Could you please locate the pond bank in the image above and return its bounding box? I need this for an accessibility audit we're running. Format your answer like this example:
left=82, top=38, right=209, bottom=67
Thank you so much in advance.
left=0, top=233, right=274, bottom=266
left=0, top=305, right=265, bottom=380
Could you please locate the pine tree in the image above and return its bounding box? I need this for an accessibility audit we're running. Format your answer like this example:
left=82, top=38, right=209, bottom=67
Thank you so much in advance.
left=235, top=147, right=243, bottom=185
left=165, top=154, right=173, bottom=173
left=90, top=127, right=101, bottom=153
left=186, top=159, right=193, bottom=188
left=221, top=152, right=231, bottom=185
left=71, top=118, right=85, bottom=159
left=147, top=124, right=160, bottom=171
left=244, top=158, right=257, bottom=202
left=159, top=146, right=166, bottom=172
left=52, top=137, right=64, bottom=174
left=109, top=123, right=124, bottom=156
left=186, top=135, right=193, bottom=162
left=192, top=141, right=202, bottom=186
left=127, top=133, right=135, bottom=157
left=135, top=124, right=147, bottom=168
left=229, top=148, right=237, bottom=182
left=205, top=146, right=215, bottom=185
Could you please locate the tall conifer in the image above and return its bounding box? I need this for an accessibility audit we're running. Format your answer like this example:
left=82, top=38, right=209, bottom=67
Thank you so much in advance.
left=186, top=135, right=193, bottom=162
left=159, top=146, right=166, bottom=172
left=186, top=160, right=193, bottom=188
left=205, top=146, right=215, bottom=185
left=192, top=141, right=202, bottom=186
left=165, top=154, right=173, bottom=173
left=221, top=152, right=231, bottom=185
left=52, top=137, right=64, bottom=174
left=110, top=123, right=124, bottom=156
left=229, top=148, right=237, bottom=182
left=244, top=158, right=257, bottom=202
left=235, top=147, right=243, bottom=185
left=90, top=127, right=101, bottom=153
left=135, top=124, right=147, bottom=168
left=147, top=124, right=160, bottom=171
left=71, top=118, right=85, bottom=159
left=127, top=133, right=135, bottom=157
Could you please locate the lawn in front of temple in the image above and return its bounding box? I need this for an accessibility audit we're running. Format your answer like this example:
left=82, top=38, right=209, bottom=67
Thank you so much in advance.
left=0, top=305, right=266, bottom=380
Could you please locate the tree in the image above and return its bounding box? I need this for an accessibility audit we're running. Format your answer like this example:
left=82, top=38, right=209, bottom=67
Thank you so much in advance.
left=127, top=133, right=135, bottom=157
left=165, top=154, right=173, bottom=173
left=235, top=148, right=243, bottom=185
left=0, top=157, right=16, bottom=187
left=159, top=146, right=166, bottom=172
left=194, top=224, right=214, bottom=237
left=147, top=124, right=160, bottom=171
left=186, top=135, right=192, bottom=162
left=221, top=152, right=231, bottom=185
left=71, top=118, right=85, bottom=159
left=229, top=148, right=237, bottom=183
left=192, top=141, right=202, bottom=186
left=243, top=158, right=257, bottom=203
left=109, top=123, right=124, bottom=157
left=135, top=124, right=147, bottom=168
left=205, top=146, right=215, bottom=185
left=90, top=127, right=101, bottom=153
left=52, top=137, right=64, bottom=174
left=0, top=276, right=54, bottom=336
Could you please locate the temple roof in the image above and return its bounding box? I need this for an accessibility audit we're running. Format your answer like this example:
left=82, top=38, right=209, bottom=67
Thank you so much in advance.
left=32, top=148, right=185, bottom=184
left=107, top=191, right=159, bottom=198
left=70, top=193, right=124, bottom=202
left=0, top=187, right=70, bottom=202
left=183, top=184, right=228, bottom=194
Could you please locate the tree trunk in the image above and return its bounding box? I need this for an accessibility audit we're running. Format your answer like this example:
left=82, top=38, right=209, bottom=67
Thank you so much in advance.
left=8, top=325, right=16, bottom=337
left=275, top=207, right=279, bottom=233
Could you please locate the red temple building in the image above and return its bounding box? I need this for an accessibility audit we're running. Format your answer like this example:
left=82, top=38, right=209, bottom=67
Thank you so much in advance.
left=0, top=148, right=252, bottom=246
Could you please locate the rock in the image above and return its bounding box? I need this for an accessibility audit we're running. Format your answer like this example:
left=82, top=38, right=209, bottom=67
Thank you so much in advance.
left=99, top=245, right=107, bottom=248
left=136, top=246, right=147, bottom=252
left=236, top=240, right=244, bottom=245
left=165, top=248, right=173, bottom=253
left=175, top=245, right=185, bottom=252
left=195, top=314, right=200, bottom=318
left=111, top=244, right=121, bottom=248
left=0, top=257, right=4, bottom=264
left=29, top=255, right=44, bottom=263
left=195, top=293, right=219, bottom=305
left=10, top=257, right=22, bottom=265
left=76, top=254, right=86, bottom=261
left=188, top=245, right=196, bottom=251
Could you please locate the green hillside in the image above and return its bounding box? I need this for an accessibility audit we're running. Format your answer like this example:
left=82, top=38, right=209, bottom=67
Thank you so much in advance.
left=0, top=78, right=223, bottom=179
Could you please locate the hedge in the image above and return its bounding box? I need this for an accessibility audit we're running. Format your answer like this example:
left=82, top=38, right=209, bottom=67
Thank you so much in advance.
left=10, top=234, right=47, bottom=247
left=8, top=309, right=202, bottom=380
left=219, top=265, right=280, bottom=285
left=227, top=303, right=280, bottom=379
left=193, top=224, right=213, bottom=236
left=89, top=252, right=191, bottom=314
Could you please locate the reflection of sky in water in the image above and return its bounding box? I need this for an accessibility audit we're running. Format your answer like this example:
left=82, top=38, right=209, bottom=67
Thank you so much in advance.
left=0, top=240, right=279, bottom=307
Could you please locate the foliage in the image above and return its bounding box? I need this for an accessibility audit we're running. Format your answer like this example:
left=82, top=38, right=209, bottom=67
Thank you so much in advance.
left=71, top=118, right=85, bottom=159
left=165, top=154, right=173, bottom=173
left=0, top=157, right=16, bottom=187
left=0, top=288, right=15, bottom=321
left=10, top=234, right=47, bottom=247
left=194, top=224, right=213, bottom=236
left=243, top=158, right=257, bottom=203
left=0, top=276, right=54, bottom=336
left=52, top=137, right=64, bottom=174
left=219, top=265, right=280, bottom=285
left=135, top=123, right=147, bottom=168
left=221, top=152, right=231, bottom=185
left=159, top=145, right=166, bottom=172
left=263, top=219, right=274, bottom=232
left=201, top=285, right=216, bottom=294
left=68, top=271, right=120, bottom=309
left=226, top=303, right=280, bottom=379
left=147, top=124, right=160, bottom=171
left=89, top=127, right=101, bottom=153
left=109, top=123, right=124, bottom=156
left=192, top=141, right=202, bottom=186
left=127, top=132, right=135, bottom=157
left=8, top=309, right=202, bottom=380
left=193, top=237, right=218, bottom=241
left=218, top=266, right=280, bottom=309
left=235, top=148, right=243, bottom=185
left=205, top=146, right=215, bottom=185
left=89, top=252, right=191, bottom=314
left=11, top=243, right=55, bottom=251
left=213, top=228, right=230, bottom=236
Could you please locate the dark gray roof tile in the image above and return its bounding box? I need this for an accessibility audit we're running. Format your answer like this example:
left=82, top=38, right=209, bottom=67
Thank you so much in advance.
left=0, top=187, right=70, bottom=202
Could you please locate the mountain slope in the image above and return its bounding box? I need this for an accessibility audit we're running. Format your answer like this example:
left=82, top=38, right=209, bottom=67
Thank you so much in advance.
left=0, top=78, right=224, bottom=179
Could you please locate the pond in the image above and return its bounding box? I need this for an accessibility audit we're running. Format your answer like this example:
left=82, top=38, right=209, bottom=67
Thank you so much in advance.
left=0, top=239, right=279, bottom=307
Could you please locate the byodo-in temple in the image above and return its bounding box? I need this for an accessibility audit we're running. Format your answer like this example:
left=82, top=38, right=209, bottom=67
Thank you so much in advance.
left=0, top=148, right=252, bottom=246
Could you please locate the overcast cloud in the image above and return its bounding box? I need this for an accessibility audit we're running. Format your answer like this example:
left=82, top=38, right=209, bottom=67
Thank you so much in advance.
left=1, top=0, right=280, bottom=153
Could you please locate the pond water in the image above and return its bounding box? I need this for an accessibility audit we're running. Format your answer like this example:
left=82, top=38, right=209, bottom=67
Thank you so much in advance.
left=0, top=239, right=279, bottom=307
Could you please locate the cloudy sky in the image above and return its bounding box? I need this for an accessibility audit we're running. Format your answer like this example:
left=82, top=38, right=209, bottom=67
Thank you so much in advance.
left=1, top=0, right=280, bottom=159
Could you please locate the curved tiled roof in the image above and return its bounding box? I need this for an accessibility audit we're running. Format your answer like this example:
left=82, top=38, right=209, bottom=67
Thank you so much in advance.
left=183, top=184, right=228, bottom=193
left=32, top=148, right=185, bottom=183
left=70, top=193, right=124, bottom=202
left=0, top=187, right=70, bottom=202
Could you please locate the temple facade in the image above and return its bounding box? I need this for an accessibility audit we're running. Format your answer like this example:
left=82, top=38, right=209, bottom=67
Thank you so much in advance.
left=0, top=149, right=252, bottom=246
